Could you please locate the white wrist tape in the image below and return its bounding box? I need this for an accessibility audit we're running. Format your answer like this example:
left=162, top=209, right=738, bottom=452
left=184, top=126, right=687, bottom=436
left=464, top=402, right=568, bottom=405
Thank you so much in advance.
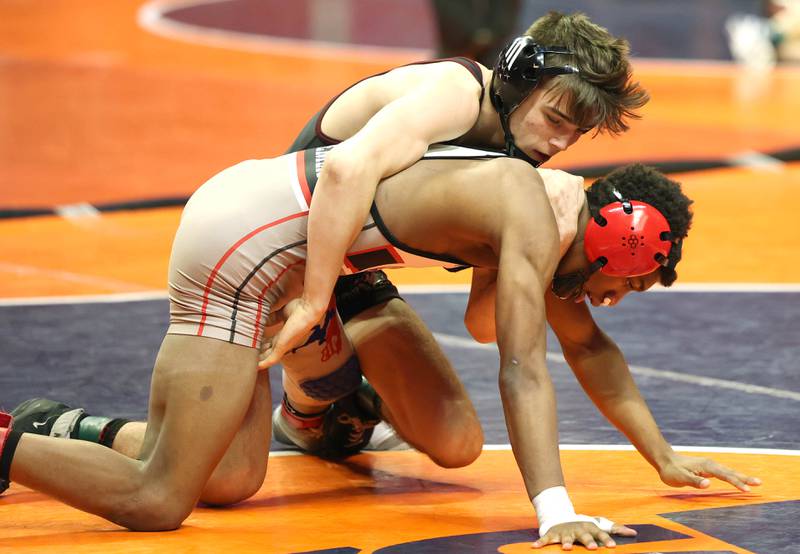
left=533, top=486, right=615, bottom=536
left=533, top=486, right=576, bottom=536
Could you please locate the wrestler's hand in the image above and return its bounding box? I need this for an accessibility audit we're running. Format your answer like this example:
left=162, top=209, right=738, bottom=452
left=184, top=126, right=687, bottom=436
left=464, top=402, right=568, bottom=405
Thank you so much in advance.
left=533, top=518, right=637, bottom=550
left=658, top=453, right=762, bottom=492
left=258, top=298, right=321, bottom=369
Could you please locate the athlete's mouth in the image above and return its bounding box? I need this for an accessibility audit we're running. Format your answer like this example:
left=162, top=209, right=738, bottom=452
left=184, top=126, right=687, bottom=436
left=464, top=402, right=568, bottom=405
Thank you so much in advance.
left=592, top=294, right=614, bottom=307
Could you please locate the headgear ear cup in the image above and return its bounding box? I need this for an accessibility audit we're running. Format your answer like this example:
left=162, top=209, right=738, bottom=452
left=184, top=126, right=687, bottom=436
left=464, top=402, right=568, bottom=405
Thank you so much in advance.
left=490, top=36, right=579, bottom=166
left=491, top=36, right=578, bottom=116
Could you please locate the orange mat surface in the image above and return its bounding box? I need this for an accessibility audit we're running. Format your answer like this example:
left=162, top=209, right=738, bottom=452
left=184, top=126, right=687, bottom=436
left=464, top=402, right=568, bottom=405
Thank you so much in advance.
left=1, top=448, right=795, bottom=553
left=1, top=3, right=798, bottom=554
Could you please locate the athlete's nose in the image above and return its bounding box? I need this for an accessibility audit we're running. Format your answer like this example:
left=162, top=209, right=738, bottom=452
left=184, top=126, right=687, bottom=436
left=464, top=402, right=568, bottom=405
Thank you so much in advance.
left=549, top=135, right=570, bottom=152
left=551, top=129, right=582, bottom=152
left=605, top=288, right=633, bottom=307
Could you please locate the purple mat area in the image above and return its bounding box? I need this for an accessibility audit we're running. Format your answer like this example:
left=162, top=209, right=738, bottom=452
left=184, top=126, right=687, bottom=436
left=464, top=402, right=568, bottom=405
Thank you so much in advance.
left=1, top=291, right=798, bottom=450
left=663, top=500, right=800, bottom=554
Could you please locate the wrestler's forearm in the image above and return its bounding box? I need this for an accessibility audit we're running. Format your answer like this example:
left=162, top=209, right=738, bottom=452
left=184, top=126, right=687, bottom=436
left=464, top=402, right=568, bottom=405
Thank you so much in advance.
left=304, top=165, right=377, bottom=313
left=500, top=363, right=565, bottom=499
left=567, top=345, right=675, bottom=471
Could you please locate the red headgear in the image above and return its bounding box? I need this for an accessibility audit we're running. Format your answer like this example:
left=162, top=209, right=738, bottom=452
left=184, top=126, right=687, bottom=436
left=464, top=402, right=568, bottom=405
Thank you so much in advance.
left=584, top=190, right=673, bottom=277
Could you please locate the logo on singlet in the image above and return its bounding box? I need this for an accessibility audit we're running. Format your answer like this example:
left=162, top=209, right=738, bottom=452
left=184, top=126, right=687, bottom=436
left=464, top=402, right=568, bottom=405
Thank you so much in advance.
left=314, top=146, right=333, bottom=178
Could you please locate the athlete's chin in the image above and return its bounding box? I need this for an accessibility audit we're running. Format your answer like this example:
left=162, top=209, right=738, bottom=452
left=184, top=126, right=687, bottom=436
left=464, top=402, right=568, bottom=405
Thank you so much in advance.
left=526, top=150, right=551, bottom=164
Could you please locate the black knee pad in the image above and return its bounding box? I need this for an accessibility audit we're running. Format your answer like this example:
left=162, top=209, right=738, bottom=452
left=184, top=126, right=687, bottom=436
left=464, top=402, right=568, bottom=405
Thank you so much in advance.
left=334, top=270, right=403, bottom=324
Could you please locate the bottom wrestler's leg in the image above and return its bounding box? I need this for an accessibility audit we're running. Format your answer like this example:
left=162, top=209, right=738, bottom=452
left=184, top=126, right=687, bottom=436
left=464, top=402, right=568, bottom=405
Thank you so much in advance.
left=345, top=297, right=484, bottom=468
left=1, top=335, right=260, bottom=529
left=3, top=272, right=397, bottom=470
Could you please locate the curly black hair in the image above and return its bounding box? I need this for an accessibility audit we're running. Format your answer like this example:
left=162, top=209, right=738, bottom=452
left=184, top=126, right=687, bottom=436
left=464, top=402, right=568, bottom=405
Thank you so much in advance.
left=585, top=164, right=693, bottom=286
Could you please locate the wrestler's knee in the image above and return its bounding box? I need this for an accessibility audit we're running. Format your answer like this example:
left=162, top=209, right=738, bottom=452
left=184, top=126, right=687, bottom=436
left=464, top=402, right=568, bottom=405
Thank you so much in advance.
left=373, top=297, right=419, bottom=329
left=200, top=421, right=269, bottom=506
left=109, top=480, right=195, bottom=531
left=424, top=419, right=484, bottom=469
left=200, top=463, right=266, bottom=506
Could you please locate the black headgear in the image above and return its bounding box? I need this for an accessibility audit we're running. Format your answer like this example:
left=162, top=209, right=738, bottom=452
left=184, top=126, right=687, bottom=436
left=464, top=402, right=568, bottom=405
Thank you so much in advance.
left=490, top=36, right=579, bottom=167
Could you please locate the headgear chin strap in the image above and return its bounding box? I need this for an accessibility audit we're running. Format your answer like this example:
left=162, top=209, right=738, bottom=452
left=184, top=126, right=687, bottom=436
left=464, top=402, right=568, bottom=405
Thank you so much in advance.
left=552, top=188, right=683, bottom=300
left=551, top=258, right=605, bottom=301
left=491, top=36, right=579, bottom=167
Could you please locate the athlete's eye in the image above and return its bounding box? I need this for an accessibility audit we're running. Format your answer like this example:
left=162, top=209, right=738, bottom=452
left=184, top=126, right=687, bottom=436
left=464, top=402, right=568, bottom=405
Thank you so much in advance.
left=546, top=114, right=561, bottom=125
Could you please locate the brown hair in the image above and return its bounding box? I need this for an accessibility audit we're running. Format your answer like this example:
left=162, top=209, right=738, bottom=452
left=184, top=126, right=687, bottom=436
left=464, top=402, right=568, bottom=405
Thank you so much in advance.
left=525, top=11, right=649, bottom=135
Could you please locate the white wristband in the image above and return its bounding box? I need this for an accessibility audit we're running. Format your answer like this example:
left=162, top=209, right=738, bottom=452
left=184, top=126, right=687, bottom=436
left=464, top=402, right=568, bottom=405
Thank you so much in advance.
left=532, top=486, right=576, bottom=536
left=532, top=486, right=616, bottom=536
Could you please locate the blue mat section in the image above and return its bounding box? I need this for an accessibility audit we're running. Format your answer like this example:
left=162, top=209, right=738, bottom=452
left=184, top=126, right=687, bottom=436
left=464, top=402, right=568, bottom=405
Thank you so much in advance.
left=662, top=500, right=800, bottom=554
left=371, top=524, right=688, bottom=553
left=0, top=291, right=797, bottom=449
left=405, top=291, right=800, bottom=449
left=0, top=300, right=166, bottom=419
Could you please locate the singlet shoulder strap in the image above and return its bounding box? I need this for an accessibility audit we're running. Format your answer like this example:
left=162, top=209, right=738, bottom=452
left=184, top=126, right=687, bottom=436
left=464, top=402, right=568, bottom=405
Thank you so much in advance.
left=440, top=57, right=485, bottom=104
left=311, top=57, right=487, bottom=146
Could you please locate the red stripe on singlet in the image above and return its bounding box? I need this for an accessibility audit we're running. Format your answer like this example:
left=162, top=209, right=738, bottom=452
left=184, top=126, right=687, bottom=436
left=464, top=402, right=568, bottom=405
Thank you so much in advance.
left=197, top=210, right=309, bottom=336
left=384, top=244, right=403, bottom=263
left=342, top=257, right=358, bottom=273
left=295, top=151, right=312, bottom=206
left=250, top=259, right=306, bottom=348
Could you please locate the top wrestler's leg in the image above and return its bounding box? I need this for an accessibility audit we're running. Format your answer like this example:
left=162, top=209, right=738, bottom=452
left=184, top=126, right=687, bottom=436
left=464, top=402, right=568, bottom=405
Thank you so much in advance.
left=132, top=336, right=270, bottom=509
left=72, top=359, right=271, bottom=509
left=2, top=334, right=260, bottom=530
left=7, top=381, right=271, bottom=507
left=8, top=275, right=481, bottom=471
left=272, top=297, right=383, bottom=459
